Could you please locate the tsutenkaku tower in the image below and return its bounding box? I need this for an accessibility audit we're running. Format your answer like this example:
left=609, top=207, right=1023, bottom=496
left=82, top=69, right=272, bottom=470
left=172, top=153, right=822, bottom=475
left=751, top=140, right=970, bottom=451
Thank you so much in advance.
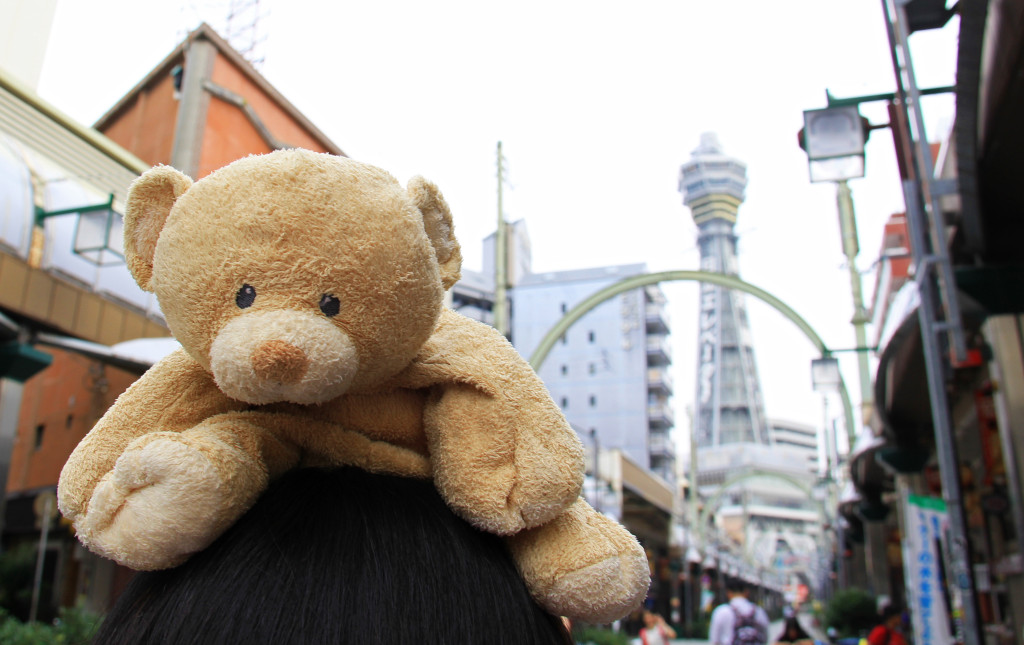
left=679, top=133, right=769, bottom=449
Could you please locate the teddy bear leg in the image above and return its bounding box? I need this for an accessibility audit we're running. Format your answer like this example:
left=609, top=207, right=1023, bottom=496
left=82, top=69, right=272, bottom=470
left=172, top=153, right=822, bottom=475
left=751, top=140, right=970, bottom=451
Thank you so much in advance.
left=506, top=497, right=650, bottom=624
left=76, top=418, right=298, bottom=570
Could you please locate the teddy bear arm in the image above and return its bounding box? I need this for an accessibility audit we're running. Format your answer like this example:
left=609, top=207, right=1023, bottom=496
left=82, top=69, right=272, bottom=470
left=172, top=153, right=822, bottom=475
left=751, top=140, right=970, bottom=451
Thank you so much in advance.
left=57, top=349, right=244, bottom=523
left=425, top=382, right=585, bottom=536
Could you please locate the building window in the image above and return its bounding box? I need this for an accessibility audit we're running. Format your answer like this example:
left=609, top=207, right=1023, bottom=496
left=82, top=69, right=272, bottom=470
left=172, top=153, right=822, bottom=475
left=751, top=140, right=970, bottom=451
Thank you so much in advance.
left=588, top=331, right=595, bottom=343
left=560, top=334, right=568, bottom=345
left=589, top=395, right=597, bottom=407
left=66, top=414, right=73, bottom=429
left=560, top=397, right=569, bottom=409
left=560, top=302, right=568, bottom=313
left=34, top=424, right=45, bottom=450
left=588, top=363, right=596, bottom=375
left=561, top=364, right=568, bottom=376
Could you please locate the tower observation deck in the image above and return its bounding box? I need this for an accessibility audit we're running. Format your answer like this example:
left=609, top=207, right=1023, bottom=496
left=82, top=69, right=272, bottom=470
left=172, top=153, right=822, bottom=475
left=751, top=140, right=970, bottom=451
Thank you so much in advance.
left=680, top=133, right=769, bottom=449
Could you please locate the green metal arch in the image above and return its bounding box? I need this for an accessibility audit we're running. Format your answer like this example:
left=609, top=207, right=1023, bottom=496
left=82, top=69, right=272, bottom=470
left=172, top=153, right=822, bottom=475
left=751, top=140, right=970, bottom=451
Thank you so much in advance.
left=526, top=270, right=855, bottom=446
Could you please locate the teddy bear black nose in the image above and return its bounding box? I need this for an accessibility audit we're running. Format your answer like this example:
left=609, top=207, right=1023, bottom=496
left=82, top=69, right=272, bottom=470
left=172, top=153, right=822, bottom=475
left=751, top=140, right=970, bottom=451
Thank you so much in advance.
left=251, top=340, right=309, bottom=384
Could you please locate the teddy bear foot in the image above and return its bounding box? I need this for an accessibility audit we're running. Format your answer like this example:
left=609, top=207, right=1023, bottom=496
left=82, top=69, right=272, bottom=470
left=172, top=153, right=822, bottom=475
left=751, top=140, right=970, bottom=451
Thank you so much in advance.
left=507, top=497, right=650, bottom=624
left=76, top=431, right=262, bottom=570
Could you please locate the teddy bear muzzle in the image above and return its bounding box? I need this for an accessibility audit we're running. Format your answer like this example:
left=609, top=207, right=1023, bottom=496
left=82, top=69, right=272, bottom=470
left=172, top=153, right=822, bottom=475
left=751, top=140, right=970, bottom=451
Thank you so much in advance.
left=209, top=310, right=360, bottom=405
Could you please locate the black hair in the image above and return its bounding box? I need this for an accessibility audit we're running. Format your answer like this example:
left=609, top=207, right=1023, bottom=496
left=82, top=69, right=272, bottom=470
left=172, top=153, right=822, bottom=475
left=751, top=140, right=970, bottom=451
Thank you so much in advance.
left=880, top=603, right=903, bottom=621
left=724, top=577, right=749, bottom=594
left=776, top=616, right=810, bottom=641
left=92, top=467, right=572, bottom=645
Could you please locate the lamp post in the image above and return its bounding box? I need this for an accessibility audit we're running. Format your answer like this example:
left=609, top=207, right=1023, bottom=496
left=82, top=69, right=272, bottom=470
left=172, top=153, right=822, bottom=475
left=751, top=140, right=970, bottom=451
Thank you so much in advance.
left=811, top=357, right=846, bottom=591
left=799, top=108, right=875, bottom=426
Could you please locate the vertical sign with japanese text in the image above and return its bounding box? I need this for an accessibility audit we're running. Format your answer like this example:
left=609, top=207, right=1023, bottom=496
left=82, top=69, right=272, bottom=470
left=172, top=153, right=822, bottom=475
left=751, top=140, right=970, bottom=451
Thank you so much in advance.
left=901, top=494, right=954, bottom=645
left=695, top=255, right=719, bottom=446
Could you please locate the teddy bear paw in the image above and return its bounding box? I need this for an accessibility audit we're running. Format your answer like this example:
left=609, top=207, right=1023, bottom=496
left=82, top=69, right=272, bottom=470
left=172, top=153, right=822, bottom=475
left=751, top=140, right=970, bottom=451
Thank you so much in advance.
left=508, top=497, right=650, bottom=624
left=542, top=550, right=650, bottom=624
left=76, top=433, right=245, bottom=570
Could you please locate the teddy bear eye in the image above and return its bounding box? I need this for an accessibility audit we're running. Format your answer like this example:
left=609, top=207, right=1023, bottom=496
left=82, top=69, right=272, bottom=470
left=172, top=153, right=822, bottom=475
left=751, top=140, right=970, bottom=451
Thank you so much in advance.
left=236, top=284, right=256, bottom=309
left=319, top=294, right=341, bottom=317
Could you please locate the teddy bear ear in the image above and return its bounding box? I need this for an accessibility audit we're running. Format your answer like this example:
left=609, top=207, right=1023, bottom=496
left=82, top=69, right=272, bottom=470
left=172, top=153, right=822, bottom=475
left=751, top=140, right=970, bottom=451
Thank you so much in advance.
left=407, top=176, right=462, bottom=290
left=124, top=166, right=193, bottom=291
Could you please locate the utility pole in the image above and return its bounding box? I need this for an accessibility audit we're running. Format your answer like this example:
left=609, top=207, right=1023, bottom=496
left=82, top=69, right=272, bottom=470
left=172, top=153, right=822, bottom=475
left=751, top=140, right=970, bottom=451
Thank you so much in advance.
left=493, top=141, right=509, bottom=338
left=590, top=428, right=601, bottom=513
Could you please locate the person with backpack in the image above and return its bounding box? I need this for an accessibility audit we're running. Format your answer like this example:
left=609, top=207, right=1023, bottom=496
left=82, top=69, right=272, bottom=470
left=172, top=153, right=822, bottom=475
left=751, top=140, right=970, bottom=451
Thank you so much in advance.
left=709, top=577, right=771, bottom=645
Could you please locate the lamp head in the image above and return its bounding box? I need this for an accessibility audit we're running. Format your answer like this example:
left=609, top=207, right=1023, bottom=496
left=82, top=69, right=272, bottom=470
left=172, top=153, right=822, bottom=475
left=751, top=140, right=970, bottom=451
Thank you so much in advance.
left=800, top=106, right=868, bottom=182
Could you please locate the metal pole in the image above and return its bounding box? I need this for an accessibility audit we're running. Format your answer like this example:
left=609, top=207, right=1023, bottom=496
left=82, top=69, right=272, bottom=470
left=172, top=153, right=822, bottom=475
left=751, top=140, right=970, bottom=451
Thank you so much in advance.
left=905, top=181, right=982, bottom=644
left=593, top=430, right=598, bottom=516
left=821, top=394, right=845, bottom=592
left=880, top=0, right=982, bottom=641
left=832, top=416, right=846, bottom=591
left=493, top=141, right=509, bottom=338
left=835, top=180, right=875, bottom=426
left=29, top=495, right=52, bottom=623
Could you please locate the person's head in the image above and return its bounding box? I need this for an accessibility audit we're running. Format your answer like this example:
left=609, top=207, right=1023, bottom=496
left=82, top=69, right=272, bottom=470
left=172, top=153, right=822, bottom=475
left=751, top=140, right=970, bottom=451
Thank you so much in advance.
left=92, top=467, right=572, bottom=645
left=880, top=604, right=903, bottom=630
left=779, top=616, right=809, bottom=641
left=642, top=609, right=660, bottom=628
left=724, top=576, right=750, bottom=599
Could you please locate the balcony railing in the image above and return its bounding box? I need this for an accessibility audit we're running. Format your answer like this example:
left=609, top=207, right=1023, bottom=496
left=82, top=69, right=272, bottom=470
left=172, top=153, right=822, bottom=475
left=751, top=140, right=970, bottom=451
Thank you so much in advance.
left=649, top=431, right=676, bottom=458
left=647, top=367, right=674, bottom=396
left=648, top=402, right=675, bottom=429
left=645, top=304, right=670, bottom=335
left=646, top=336, right=672, bottom=366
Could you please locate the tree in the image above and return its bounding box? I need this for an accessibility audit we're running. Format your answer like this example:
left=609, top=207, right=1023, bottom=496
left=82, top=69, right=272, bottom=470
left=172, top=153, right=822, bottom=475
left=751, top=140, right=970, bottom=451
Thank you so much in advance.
left=824, top=588, right=877, bottom=638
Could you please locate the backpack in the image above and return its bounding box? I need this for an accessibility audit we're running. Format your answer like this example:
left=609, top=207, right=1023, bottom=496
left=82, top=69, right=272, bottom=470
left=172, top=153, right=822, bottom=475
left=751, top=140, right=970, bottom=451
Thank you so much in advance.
left=730, top=604, right=766, bottom=645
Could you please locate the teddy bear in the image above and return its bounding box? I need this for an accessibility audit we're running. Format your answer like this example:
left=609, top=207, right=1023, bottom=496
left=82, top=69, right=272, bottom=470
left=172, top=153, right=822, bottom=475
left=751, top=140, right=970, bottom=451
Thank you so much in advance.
left=57, top=149, right=649, bottom=624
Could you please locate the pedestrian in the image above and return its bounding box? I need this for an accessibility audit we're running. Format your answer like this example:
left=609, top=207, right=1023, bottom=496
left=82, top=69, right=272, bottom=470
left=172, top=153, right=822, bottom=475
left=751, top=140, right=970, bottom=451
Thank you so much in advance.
left=866, top=604, right=907, bottom=645
left=91, top=467, right=574, bottom=645
left=708, top=577, right=770, bottom=645
left=773, top=616, right=813, bottom=644
left=639, top=609, right=677, bottom=645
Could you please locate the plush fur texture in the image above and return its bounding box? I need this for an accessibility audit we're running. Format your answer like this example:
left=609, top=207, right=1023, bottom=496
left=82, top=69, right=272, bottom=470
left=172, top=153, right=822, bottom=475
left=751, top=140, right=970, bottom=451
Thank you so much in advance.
left=56, top=149, right=649, bottom=623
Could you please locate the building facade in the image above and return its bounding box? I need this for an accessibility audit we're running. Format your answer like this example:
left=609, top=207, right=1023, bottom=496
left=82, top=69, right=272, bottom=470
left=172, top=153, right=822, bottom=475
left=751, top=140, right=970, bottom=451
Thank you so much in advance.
left=769, top=419, right=820, bottom=475
left=511, top=264, right=675, bottom=485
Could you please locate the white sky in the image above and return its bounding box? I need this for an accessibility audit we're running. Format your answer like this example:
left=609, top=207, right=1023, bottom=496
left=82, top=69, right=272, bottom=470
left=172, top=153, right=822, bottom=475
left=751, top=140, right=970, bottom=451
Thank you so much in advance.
left=34, top=0, right=960, bottom=450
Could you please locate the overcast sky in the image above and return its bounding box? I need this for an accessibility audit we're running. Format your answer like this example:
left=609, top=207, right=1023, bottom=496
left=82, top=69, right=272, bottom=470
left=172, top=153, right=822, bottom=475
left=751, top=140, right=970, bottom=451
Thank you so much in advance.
left=36, top=0, right=960, bottom=451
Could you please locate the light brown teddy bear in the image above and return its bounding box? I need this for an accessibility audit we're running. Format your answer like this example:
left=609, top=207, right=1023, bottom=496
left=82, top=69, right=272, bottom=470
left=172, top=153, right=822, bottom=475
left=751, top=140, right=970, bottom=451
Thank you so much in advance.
left=57, top=149, right=649, bottom=623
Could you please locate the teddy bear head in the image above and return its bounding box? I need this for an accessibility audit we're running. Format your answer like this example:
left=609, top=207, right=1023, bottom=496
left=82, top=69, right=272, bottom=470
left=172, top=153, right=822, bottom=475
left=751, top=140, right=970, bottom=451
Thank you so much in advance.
left=123, top=149, right=462, bottom=405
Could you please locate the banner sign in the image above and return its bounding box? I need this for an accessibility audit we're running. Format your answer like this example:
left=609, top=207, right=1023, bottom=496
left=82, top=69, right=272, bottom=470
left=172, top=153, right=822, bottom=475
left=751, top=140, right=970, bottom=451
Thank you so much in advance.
left=901, top=494, right=954, bottom=645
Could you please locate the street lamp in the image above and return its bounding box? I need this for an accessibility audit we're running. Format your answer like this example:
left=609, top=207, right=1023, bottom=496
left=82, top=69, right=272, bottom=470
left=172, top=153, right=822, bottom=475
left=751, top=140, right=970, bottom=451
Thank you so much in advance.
left=799, top=107, right=875, bottom=428
left=810, top=357, right=841, bottom=393
left=800, top=106, right=868, bottom=183
left=35, top=194, right=125, bottom=266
